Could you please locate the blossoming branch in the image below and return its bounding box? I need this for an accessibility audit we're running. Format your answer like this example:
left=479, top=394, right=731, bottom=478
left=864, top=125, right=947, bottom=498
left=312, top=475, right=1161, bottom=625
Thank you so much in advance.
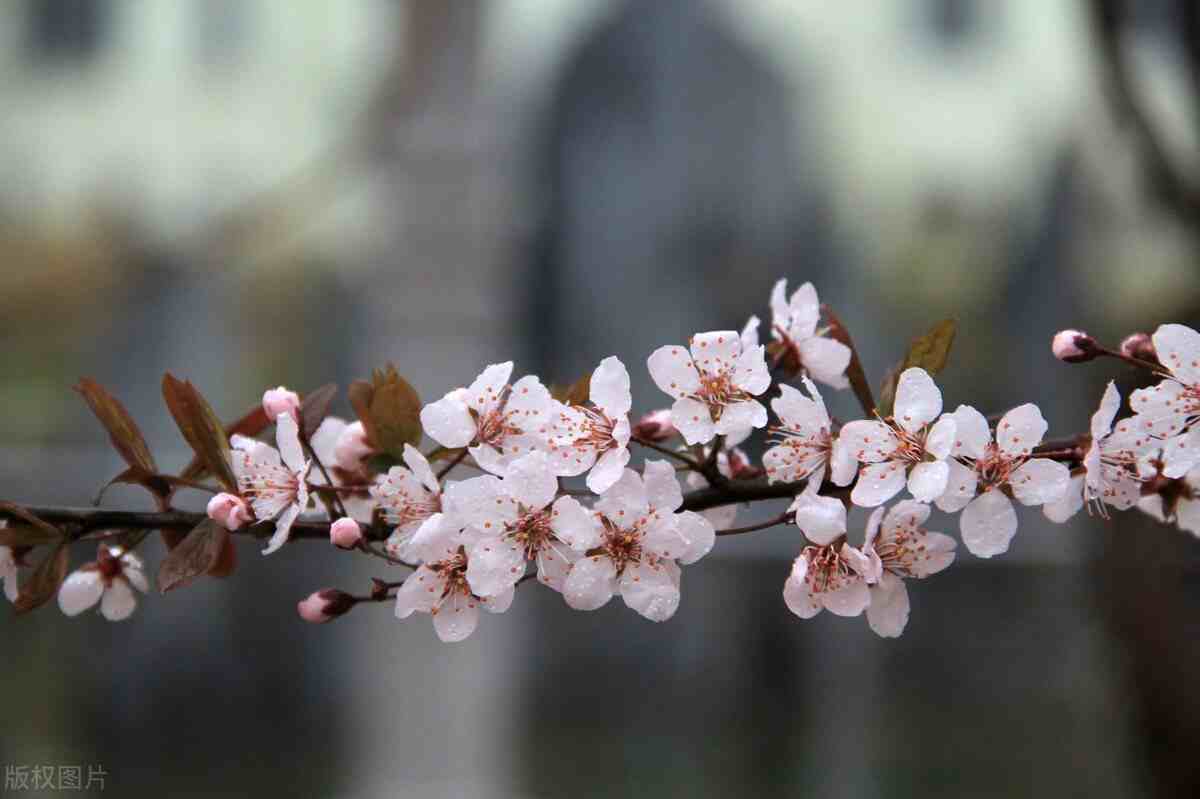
left=1, top=281, right=1192, bottom=642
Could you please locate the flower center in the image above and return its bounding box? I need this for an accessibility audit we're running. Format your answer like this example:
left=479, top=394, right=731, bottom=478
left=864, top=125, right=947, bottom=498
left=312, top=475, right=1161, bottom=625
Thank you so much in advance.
left=974, top=443, right=1020, bottom=490
left=801, top=544, right=857, bottom=594
left=693, top=371, right=750, bottom=419
left=599, top=517, right=645, bottom=575
left=506, top=506, right=555, bottom=561
left=380, top=490, right=441, bottom=529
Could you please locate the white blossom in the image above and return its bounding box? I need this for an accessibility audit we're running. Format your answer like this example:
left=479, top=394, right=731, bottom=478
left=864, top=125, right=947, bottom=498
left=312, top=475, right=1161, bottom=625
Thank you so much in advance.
left=936, top=403, right=1070, bottom=558
left=57, top=546, right=149, bottom=621
left=370, top=444, right=446, bottom=560
left=839, top=368, right=958, bottom=507
left=763, top=377, right=857, bottom=488
left=547, top=356, right=633, bottom=493
left=861, top=501, right=956, bottom=637
left=419, top=362, right=554, bottom=477
left=782, top=541, right=874, bottom=620
left=230, top=412, right=311, bottom=555
left=307, top=416, right=377, bottom=525
left=562, top=461, right=715, bottom=621
left=741, top=279, right=851, bottom=389
left=452, top=451, right=602, bottom=596
left=647, top=331, right=770, bottom=446
left=393, top=529, right=513, bottom=643
left=1130, top=324, right=1200, bottom=477
left=1044, top=382, right=1157, bottom=522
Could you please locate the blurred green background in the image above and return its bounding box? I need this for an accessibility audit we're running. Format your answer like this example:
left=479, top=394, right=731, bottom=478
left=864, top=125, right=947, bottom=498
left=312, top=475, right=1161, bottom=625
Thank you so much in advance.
left=2, top=1, right=1200, bottom=797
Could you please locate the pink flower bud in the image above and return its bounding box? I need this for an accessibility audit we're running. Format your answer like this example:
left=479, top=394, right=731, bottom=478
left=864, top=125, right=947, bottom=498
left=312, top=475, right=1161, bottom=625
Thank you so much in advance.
left=632, top=409, right=677, bottom=442
left=333, top=421, right=374, bottom=472
left=262, top=386, right=301, bottom=422
left=1120, top=332, right=1158, bottom=363
left=206, top=492, right=253, bottom=531
left=330, top=517, right=363, bottom=549
left=726, top=448, right=760, bottom=480
left=297, top=588, right=356, bottom=624
left=1051, top=329, right=1097, bottom=363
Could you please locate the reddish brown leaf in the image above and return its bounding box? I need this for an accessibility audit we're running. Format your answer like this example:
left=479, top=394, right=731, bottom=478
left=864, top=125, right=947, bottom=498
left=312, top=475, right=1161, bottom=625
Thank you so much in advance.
left=347, top=379, right=377, bottom=445
left=876, top=319, right=958, bottom=417
left=207, top=533, right=238, bottom=578
left=366, top=366, right=422, bottom=459
left=157, top=519, right=231, bottom=593
left=300, top=383, right=338, bottom=440
left=162, top=374, right=238, bottom=492
left=180, top=403, right=270, bottom=482
left=14, top=543, right=69, bottom=615
left=0, top=502, right=65, bottom=540
left=75, top=378, right=157, bottom=473
left=0, top=523, right=62, bottom=548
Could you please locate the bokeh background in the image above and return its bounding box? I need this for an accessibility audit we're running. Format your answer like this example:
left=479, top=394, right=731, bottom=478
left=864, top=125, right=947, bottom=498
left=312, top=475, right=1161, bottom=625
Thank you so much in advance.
left=3, top=1, right=1200, bottom=797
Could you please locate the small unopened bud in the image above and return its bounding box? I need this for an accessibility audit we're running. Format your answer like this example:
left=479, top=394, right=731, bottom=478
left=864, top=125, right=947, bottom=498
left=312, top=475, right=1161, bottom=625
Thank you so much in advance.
left=330, top=517, right=363, bottom=550
left=633, top=409, right=677, bottom=442
left=1120, top=332, right=1158, bottom=363
left=297, top=588, right=356, bottom=624
left=1051, top=329, right=1097, bottom=363
left=206, top=492, right=253, bottom=531
left=262, top=386, right=301, bottom=422
left=334, top=420, right=374, bottom=472
left=725, top=448, right=761, bottom=480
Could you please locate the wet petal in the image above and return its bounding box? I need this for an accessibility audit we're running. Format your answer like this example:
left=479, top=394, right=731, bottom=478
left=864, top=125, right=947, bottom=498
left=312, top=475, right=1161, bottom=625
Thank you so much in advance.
left=563, top=555, right=617, bottom=611
left=647, top=345, right=702, bottom=399
left=620, top=561, right=681, bottom=622
left=420, top=394, right=476, bottom=448
left=550, top=496, right=602, bottom=551
left=866, top=572, right=910, bottom=638
left=996, top=403, right=1048, bottom=457
left=949, top=404, right=991, bottom=459
left=671, top=397, right=716, bottom=446
left=960, top=490, right=1018, bottom=558
left=893, top=368, right=942, bottom=433
left=907, top=460, right=949, bottom=503
left=58, top=570, right=104, bottom=616
left=1010, top=458, right=1070, bottom=506
left=851, top=461, right=906, bottom=507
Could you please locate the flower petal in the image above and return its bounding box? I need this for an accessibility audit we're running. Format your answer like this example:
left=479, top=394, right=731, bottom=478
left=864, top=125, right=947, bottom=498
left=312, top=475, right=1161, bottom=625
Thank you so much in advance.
left=647, top=345, right=701, bottom=399
left=676, top=510, right=716, bottom=564
left=866, top=572, right=910, bottom=638
left=503, top=451, right=558, bottom=510
left=671, top=397, right=717, bottom=445
left=466, top=537, right=525, bottom=597
left=935, top=458, right=978, bottom=512
left=420, top=393, right=477, bottom=448
left=465, top=362, right=514, bottom=415
left=907, top=460, right=949, bottom=503
left=732, top=344, right=771, bottom=396
left=851, top=461, right=906, bottom=507
left=275, top=412, right=306, bottom=474
left=1090, top=381, right=1121, bottom=440
left=590, top=356, right=632, bottom=417
left=689, top=330, right=741, bottom=377
left=620, top=560, right=681, bottom=622
left=822, top=576, right=871, bottom=617
left=395, top=566, right=441, bottom=618
left=432, top=592, right=480, bottom=643
left=1044, top=473, right=1085, bottom=523
left=586, top=445, right=629, bottom=494
left=58, top=570, right=104, bottom=616
left=715, top=399, right=768, bottom=439
left=791, top=487, right=847, bottom=546
left=893, top=368, right=942, bottom=433
left=948, top=404, right=992, bottom=459
left=798, top=336, right=851, bottom=386
left=838, top=420, right=897, bottom=463
left=550, top=496, right=602, bottom=551
left=960, top=490, right=1018, bottom=558
left=996, top=403, right=1048, bottom=457
left=1010, top=458, right=1070, bottom=506
left=595, top=468, right=649, bottom=521
left=643, top=458, right=684, bottom=512
left=403, top=444, right=440, bottom=494
left=100, top=579, right=138, bottom=621
left=563, top=555, right=617, bottom=611
left=1153, top=323, right=1200, bottom=385
left=924, top=416, right=957, bottom=460
left=262, top=503, right=300, bottom=555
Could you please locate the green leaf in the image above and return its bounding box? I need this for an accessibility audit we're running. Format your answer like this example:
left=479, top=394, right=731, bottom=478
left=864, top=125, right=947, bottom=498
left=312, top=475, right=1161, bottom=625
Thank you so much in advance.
left=162, top=374, right=238, bottom=492
left=14, top=543, right=69, bottom=615
left=877, top=319, right=958, bottom=416
left=156, top=519, right=231, bottom=593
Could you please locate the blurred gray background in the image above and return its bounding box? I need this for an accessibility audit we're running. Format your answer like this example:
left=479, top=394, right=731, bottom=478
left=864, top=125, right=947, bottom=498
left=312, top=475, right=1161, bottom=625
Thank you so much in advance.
left=2, top=1, right=1200, bottom=797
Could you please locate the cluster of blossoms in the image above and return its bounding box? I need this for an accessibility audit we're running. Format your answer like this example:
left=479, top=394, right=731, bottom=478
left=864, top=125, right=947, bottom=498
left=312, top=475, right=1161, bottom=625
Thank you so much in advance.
left=25, top=281, right=1197, bottom=643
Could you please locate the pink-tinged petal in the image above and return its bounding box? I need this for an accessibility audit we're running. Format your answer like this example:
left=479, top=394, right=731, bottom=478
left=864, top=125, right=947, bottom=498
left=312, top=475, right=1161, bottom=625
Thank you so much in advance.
left=408, top=514, right=461, bottom=563
left=275, top=412, right=306, bottom=474
left=466, top=537, right=525, bottom=597
left=100, top=579, right=138, bottom=621
left=740, top=315, right=761, bottom=349
left=641, top=515, right=689, bottom=560
left=620, top=560, right=681, bottom=622
left=262, top=503, right=300, bottom=555
left=715, top=399, right=768, bottom=439
left=722, top=423, right=754, bottom=448
left=647, top=345, right=702, bottom=399
left=907, top=460, right=949, bottom=503
left=791, top=488, right=847, bottom=546
left=465, top=362, right=514, bottom=415
left=772, top=383, right=829, bottom=437
left=482, top=586, right=515, bottom=613
left=935, top=458, right=978, bottom=513
left=563, top=555, right=617, bottom=611
left=504, top=451, right=558, bottom=510
left=421, top=394, right=477, bottom=448
left=443, top=475, right=509, bottom=527
left=586, top=445, right=629, bottom=494
left=402, top=444, right=440, bottom=494
left=506, top=375, right=554, bottom=428
left=58, top=570, right=104, bottom=616
left=783, top=572, right=821, bottom=619
left=732, top=345, right=771, bottom=396
left=949, top=404, right=992, bottom=459
left=1104, top=470, right=1143, bottom=511
left=536, top=542, right=580, bottom=591
left=838, top=420, right=898, bottom=463
left=1010, top=458, right=1070, bottom=506
left=689, top=330, right=742, bottom=377
left=230, top=434, right=281, bottom=475
left=798, top=336, right=851, bottom=386
left=1, top=547, right=19, bottom=603
left=1090, top=382, right=1121, bottom=439
left=830, top=439, right=858, bottom=486
left=590, top=356, right=632, bottom=417
left=912, top=531, right=957, bottom=577
left=842, top=543, right=879, bottom=582
left=787, top=282, right=822, bottom=336
left=643, top=459, right=683, bottom=512
left=468, top=442, right=509, bottom=477
left=996, top=403, right=1048, bottom=457
left=309, top=416, right=348, bottom=468
left=671, top=397, right=717, bottom=445
left=863, top=505, right=887, bottom=550
left=121, top=557, right=150, bottom=593
left=675, top=510, right=716, bottom=564
left=1153, top=323, right=1200, bottom=385
left=769, top=279, right=790, bottom=326
left=432, top=592, right=480, bottom=643
left=960, top=490, right=1018, bottom=558
left=595, top=468, right=649, bottom=521
left=884, top=499, right=932, bottom=533
left=1130, top=380, right=1188, bottom=436
left=1162, top=430, right=1200, bottom=479
left=866, top=572, right=910, bottom=638
left=551, top=496, right=602, bottom=551
left=1175, top=498, right=1200, bottom=536
left=893, top=368, right=942, bottom=433
left=924, top=416, right=957, bottom=460
left=1043, top=474, right=1085, bottom=523
left=822, top=576, right=871, bottom=617
left=851, top=461, right=907, bottom=507
left=395, top=566, right=441, bottom=618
